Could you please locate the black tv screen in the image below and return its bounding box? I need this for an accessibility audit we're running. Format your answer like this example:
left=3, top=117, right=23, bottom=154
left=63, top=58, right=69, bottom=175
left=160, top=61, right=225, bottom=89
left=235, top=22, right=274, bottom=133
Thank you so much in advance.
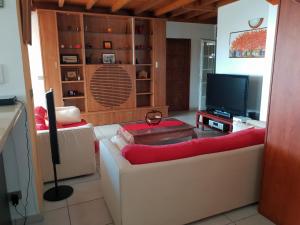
left=206, top=74, right=249, bottom=116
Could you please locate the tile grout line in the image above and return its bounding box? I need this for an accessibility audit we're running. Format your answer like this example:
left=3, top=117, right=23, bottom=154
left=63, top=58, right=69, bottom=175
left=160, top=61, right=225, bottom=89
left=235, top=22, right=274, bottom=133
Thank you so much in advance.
left=232, top=212, right=259, bottom=224
left=224, top=213, right=235, bottom=223
left=67, top=196, right=105, bottom=207
left=67, top=202, right=72, bottom=225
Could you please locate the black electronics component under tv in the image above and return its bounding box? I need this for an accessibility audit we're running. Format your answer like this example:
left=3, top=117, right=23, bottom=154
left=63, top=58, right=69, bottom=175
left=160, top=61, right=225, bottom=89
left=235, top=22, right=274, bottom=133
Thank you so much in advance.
left=206, top=73, right=249, bottom=117
left=43, top=89, right=73, bottom=202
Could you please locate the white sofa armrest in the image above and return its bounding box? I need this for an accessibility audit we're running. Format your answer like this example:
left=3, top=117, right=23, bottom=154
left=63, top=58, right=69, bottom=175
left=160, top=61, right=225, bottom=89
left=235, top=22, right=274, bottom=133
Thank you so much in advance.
left=37, top=124, right=96, bottom=182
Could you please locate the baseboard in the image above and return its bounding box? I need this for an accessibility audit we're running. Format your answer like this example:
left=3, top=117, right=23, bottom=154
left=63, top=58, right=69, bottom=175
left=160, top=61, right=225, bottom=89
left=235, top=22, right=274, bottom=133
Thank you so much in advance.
left=13, top=213, right=44, bottom=225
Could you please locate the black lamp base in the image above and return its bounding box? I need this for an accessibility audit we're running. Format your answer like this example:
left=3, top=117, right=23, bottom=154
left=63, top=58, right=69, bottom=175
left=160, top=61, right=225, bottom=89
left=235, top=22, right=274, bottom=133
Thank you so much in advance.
left=44, top=185, right=73, bottom=202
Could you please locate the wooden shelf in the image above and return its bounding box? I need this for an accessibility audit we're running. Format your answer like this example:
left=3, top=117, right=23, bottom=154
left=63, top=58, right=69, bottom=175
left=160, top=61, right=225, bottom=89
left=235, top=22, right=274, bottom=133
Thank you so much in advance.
left=86, top=48, right=132, bottom=51
left=60, top=48, right=82, bottom=50
left=60, top=64, right=83, bottom=67
left=135, top=64, right=152, bottom=66
left=86, top=63, right=133, bottom=66
left=85, top=31, right=131, bottom=35
left=136, top=92, right=152, bottom=95
left=135, top=33, right=153, bottom=36
left=135, top=49, right=152, bottom=51
left=58, top=30, right=81, bottom=33
left=62, top=80, right=84, bottom=84
left=63, top=96, right=85, bottom=99
left=136, top=79, right=152, bottom=81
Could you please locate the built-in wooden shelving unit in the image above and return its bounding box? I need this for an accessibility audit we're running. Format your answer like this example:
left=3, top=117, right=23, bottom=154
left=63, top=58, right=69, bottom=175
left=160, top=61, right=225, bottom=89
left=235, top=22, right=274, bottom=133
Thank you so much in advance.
left=38, top=10, right=167, bottom=125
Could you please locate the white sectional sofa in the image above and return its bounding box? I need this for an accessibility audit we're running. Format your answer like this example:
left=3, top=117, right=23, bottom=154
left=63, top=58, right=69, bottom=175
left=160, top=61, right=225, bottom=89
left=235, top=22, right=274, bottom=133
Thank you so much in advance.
left=100, top=137, right=264, bottom=225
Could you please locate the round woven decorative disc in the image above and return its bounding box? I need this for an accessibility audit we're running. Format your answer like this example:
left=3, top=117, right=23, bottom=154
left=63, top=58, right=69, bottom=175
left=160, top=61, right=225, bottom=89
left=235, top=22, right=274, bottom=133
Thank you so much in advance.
left=90, top=65, right=132, bottom=107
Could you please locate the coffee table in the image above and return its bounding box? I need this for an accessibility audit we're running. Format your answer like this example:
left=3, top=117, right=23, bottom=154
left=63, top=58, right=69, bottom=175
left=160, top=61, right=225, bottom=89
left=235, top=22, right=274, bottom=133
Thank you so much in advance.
left=118, top=118, right=197, bottom=145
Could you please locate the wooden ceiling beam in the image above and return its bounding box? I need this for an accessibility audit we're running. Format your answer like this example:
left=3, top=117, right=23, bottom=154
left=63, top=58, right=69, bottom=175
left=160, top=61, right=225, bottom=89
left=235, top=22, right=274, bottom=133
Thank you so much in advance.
left=58, top=0, right=64, bottom=8
left=135, top=0, right=165, bottom=15
left=199, top=0, right=220, bottom=7
left=217, top=0, right=239, bottom=7
left=183, top=5, right=217, bottom=12
left=184, top=11, right=206, bottom=19
left=170, top=8, right=192, bottom=18
left=111, top=0, right=131, bottom=12
left=155, top=0, right=197, bottom=16
left=86, top=0, right=98, bottom=10
left=196, top=11, right=217, bottom=21
left=179, top=0, right=217, bottom=19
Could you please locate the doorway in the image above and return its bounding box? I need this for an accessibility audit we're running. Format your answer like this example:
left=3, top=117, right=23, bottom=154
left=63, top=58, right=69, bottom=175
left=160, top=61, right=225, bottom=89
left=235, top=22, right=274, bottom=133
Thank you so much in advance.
left=166, top=38, right=191, bottom=111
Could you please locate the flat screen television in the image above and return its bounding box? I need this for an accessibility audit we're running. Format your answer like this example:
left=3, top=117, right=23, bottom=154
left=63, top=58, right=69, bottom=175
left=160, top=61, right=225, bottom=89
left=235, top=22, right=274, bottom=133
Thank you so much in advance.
left=206, top=73, right=249, bottom=117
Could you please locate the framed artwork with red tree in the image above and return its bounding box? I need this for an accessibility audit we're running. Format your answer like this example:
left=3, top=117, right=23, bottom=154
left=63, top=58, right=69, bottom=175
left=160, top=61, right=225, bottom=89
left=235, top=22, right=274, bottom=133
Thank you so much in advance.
left=229, top=28, right=267, bottom=58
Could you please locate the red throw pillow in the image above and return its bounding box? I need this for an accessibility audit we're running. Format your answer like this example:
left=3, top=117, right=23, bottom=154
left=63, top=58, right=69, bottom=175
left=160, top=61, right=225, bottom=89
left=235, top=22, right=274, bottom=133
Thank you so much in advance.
left=34, top=106, right=47, bottom=118
left=121, top=128, right=265, bottom=165
left=34, top=107, right=48, bottom=130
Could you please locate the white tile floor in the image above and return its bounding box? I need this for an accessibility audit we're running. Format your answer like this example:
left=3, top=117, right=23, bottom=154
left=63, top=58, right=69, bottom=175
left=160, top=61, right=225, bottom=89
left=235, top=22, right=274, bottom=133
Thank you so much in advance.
left=34, top=111, right=276, bottom=225
left=37, top=173, right=275, bottom=225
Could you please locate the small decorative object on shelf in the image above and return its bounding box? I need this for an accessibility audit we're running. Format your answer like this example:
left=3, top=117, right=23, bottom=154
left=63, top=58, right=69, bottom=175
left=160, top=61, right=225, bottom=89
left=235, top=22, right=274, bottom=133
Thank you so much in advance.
left=102, top=53, right=116, bottom=64
left=61, top=54, right=79, bottom=64
left=67, top=90, right=79, bottom=96
left=107, top=27, right=112, bottom=33
left=60, top=54, right=79, bottom=64
left=85, top=43, right=93, bottom=49
left=74, top=44, right=81, bottom=49
left=145, top=110, right=162, bottom=126
left=135, top=25, right=145, bottom=34
left=64, top=69, right=80, bottom=81
left=60, top=44, right=65, bottom=49
left=137, top=70, right=148, bottom=79
left=103, top=41, right=112, bottom=49
left=136, top=58, right=139, bottom=64
left=86, top=55, right=92, bottom=64
left=118, top=60, right=122, bottom=64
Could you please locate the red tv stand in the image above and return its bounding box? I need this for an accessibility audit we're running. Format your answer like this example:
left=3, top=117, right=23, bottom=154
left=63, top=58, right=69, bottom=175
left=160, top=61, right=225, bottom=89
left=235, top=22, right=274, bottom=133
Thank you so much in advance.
left=196, top=110, right=233, bottom=133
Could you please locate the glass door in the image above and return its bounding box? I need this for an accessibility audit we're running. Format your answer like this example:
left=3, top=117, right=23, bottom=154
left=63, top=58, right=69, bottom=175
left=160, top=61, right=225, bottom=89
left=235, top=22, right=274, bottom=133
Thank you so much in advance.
left=198, top=40, right=216, bottom=110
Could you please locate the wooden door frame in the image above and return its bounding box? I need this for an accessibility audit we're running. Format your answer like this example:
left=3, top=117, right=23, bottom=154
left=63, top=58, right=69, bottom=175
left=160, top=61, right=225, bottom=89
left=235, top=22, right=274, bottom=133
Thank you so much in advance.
left=17, top=1, right=43, bottom=209
left=166, top=38, right=191, bottom=111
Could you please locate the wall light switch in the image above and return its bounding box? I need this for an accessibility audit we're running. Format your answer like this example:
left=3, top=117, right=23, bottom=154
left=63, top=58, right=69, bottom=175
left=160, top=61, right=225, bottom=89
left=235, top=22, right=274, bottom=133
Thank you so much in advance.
left=0, top=65, right=4, bottom=84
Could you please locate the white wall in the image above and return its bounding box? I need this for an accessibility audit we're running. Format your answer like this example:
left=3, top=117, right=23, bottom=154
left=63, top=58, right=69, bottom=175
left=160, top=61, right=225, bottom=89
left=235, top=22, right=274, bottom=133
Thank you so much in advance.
left=216, top=0, right=278, bottom=121
left=28, top=12, right=46, bottom=108
left=0, top=0, right=40, bottom=221
left=166, top=22, right=216, bottom=110
left=260, top=4, right=278, bottom=121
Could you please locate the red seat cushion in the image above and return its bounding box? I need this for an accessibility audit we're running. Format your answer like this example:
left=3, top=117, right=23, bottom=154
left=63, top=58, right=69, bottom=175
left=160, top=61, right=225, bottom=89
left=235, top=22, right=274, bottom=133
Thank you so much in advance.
left=61, top=120, right=88, bottom=128
left=121, top=128, right=265, bottom=165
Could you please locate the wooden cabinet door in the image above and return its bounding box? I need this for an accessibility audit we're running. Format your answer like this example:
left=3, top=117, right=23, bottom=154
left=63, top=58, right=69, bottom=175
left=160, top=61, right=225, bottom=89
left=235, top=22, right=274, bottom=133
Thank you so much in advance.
left=38, top=10, right=63, bottom=106
left=152, top=19, right=166, bottom=107
left=259, top=1, right=300, bottom=225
